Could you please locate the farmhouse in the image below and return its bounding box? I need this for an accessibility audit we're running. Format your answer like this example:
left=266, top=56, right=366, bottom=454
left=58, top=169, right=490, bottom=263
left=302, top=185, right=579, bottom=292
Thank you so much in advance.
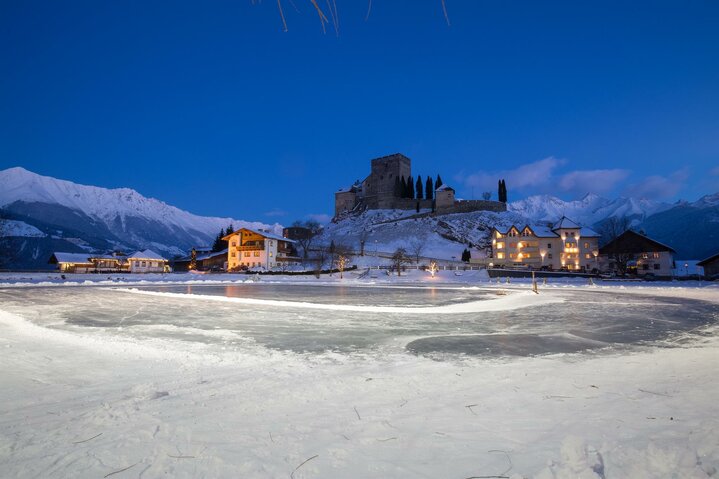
left=598, top=230, right=676, bottom=278
left=696, top=252, right=719, bottom=279
left=490, top=217, right=601, bottom=271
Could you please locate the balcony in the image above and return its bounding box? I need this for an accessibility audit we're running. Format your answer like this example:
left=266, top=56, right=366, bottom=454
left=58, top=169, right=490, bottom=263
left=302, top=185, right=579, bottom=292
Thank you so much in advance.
left=237, top=243, right=265, bottom=251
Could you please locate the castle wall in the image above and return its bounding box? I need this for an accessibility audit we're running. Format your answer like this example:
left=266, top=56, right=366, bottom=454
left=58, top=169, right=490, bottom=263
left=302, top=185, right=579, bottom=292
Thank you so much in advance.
left=437, top=200, right=507, bottom=214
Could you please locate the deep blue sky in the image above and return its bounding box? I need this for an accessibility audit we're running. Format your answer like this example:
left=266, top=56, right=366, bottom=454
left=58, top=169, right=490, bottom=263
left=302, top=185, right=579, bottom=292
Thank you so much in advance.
left=2, top=1, right=718, bottom=224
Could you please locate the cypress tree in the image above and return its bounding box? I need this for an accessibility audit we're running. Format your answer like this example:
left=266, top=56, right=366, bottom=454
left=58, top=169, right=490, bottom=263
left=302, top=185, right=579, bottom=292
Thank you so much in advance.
left=400, top=176, right=407, bottom=198
left=416, top=175, right=423, bottom=199
left=498, top=180, right=502, bottom=202
left=426, top=177, right=434, bottom=200
left=394, top=176, right=402, bottom=197
left=436, top=175, right=443, bottom=189
left=407, top=175, right=415, bottom=199
left=502, top=179, right=508, bottom=202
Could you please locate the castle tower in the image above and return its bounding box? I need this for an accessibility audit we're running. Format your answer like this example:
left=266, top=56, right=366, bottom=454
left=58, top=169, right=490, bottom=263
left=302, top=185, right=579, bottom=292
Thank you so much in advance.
left=362, top=153, right=411, bottom=209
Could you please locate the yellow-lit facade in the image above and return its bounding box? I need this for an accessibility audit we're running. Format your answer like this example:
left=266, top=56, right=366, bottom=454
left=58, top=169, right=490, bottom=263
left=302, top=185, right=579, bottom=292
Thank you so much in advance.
left=224, top=228, right=299, bottom=271
left=491, top=218, right=600, bottom=271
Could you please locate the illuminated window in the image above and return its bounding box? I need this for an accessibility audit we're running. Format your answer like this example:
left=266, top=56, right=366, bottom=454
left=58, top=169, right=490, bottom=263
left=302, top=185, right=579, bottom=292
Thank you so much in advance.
left=585, top=253, right=591, bottom=259
left=496, top=242, right=504, bottom=249
left=244, top=252, right=250, bottom=257
left=254, top=251, right=260, bottom=257
left=642, top=253, right=649, bottom=259
left=231, top=252, right=236, bottom=257
left=584, top=242, right=589, bottom=249
left=652, top=252, right=660, bottom=259
left=497, top=252, right=505, bottom=259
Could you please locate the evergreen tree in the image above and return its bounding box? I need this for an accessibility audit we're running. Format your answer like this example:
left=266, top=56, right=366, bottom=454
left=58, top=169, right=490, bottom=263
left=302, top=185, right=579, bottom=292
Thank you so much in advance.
left=416, top=175, right=423, bottom=199
left=212, top=228, right=225, bottom=252
left=436, top=175, right=443, bottom=189
left=425, top=176, right=434, bottom=200
left=400, top=176, right=407, bottom=198
left=498, top=179, right=503, bottom=202
left=227, top=224, right=234, bottom=235
left=407, top=175, right=415, bottom=199
left=502, top=179, right=508, bottom=202
left=416, top=201, right=420, bottom=213
left=394, top=176, right=402, bottom=197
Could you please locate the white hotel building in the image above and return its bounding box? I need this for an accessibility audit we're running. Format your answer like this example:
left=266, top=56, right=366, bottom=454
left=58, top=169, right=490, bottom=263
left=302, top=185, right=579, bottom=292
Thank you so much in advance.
left=491, top=217, right=601, bottom=271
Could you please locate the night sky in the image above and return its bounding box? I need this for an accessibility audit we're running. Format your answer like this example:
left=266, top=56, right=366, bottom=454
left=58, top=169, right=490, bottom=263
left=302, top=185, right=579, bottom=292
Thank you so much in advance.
left=2, top=1, right=718, bottom=224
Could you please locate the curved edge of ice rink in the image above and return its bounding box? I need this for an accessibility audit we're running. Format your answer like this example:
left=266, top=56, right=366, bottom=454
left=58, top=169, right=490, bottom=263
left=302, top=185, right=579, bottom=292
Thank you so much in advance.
left=115, top=287, right=565, bottom=314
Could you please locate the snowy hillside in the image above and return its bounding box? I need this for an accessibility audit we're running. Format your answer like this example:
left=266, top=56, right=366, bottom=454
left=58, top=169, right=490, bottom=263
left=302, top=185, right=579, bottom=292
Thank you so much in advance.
left=0, top=167, right=281, bottom=268
left=317, top=208, right=528, bottom=261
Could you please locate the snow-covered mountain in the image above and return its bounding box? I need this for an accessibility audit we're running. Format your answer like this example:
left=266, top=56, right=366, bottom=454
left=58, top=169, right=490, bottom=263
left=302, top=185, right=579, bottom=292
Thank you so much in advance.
left=508, top=193, right=673, bottom=228
left=0, top=167, right=281, bottom=269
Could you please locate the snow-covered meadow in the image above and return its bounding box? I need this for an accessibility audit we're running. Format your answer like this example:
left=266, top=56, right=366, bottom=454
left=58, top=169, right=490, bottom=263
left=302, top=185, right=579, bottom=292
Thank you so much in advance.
left=1, top=271, right=718, bottom=478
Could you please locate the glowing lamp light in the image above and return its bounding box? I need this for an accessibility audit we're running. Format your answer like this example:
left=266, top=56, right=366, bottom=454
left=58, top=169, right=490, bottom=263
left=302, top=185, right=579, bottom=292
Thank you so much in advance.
left=429, top=260, right=439, bottom=278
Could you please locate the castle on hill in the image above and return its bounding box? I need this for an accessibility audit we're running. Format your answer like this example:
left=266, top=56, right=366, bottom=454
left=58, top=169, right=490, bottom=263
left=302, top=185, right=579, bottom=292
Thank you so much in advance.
left=334, top=153, right=506, bottom=218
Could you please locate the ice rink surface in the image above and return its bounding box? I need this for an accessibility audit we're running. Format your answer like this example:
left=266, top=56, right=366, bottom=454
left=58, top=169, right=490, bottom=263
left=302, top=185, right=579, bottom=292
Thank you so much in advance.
left=1, top=273, right=718, bottom=478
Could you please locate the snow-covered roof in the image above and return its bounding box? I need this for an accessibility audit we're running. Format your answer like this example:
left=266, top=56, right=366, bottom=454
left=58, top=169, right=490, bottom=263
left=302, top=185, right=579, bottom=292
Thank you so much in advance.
left=579, top=227, right=600, bottom=237
left=528, top=225, right=559, bottom=238
left=127, top=249, right=167, bottom=261
left=49, top=252, right=92, bottom=264
left=552, top=216, right=581, bottom=229
left=436, top=184, right=455, bottom=192
left=224, top=228, right=296, bottom=243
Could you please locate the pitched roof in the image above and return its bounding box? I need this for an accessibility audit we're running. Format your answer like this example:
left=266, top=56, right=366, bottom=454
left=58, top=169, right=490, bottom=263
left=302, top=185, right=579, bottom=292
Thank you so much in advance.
left=599, top=230, right=676, bottom=255
left=436, top=184, right=455, bottom=192
left=48, top=252, right=93, bottom=264
left=528, top=225, right=559, bottom=238
left=579, top=227, right=600, bottom=237
left=127, top=249, right=167, bottom=261
left=222, top=228, right=296, bottom=243
left=552, top=216, right=581, bottom=229
left=697, top=252, right=719, bottom=267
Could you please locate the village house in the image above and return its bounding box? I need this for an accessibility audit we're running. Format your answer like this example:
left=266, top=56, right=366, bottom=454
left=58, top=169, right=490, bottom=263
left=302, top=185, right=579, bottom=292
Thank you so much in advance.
left=490, top=217, right=601, bottom=271
left=48, top=252, right=96, bottom=273
left=223, top=228, right=299, bottom=271
left=173, top=247, right=228, bottom=272
left=49, top=250, right=169, bottom=273
left=697, top=252, right=719, bottom=279
left=126, top=250, right=170, bottom=273
left=598, top=230, right=676, bottom=278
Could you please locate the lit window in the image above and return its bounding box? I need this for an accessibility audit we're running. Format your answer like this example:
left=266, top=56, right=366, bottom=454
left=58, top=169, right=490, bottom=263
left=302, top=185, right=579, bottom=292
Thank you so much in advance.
left=231, top=252, right=236, bottom=257
left=585, top=253, right=591, bottom=259
left=642, top=253, right=649, bottom=259
left=497, top=252, right=505, bottom=259
left=496, top=242, right=504, bottom=249
left=232, top=241, right=236, bottom=247
left=584, top=242, right=589, bottom=249
left=254, top=251, right=260, bottom=257
left=652, top=252, right=660, bottom=259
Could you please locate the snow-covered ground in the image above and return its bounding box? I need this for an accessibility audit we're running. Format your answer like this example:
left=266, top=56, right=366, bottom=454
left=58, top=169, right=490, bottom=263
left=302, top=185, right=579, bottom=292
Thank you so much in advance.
left=1, top=272, right=718, bottom=478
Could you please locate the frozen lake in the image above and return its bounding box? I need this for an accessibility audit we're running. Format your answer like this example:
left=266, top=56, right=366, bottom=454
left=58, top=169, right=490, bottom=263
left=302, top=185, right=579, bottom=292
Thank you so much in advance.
left=1, top=283, right=716, bottom=357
